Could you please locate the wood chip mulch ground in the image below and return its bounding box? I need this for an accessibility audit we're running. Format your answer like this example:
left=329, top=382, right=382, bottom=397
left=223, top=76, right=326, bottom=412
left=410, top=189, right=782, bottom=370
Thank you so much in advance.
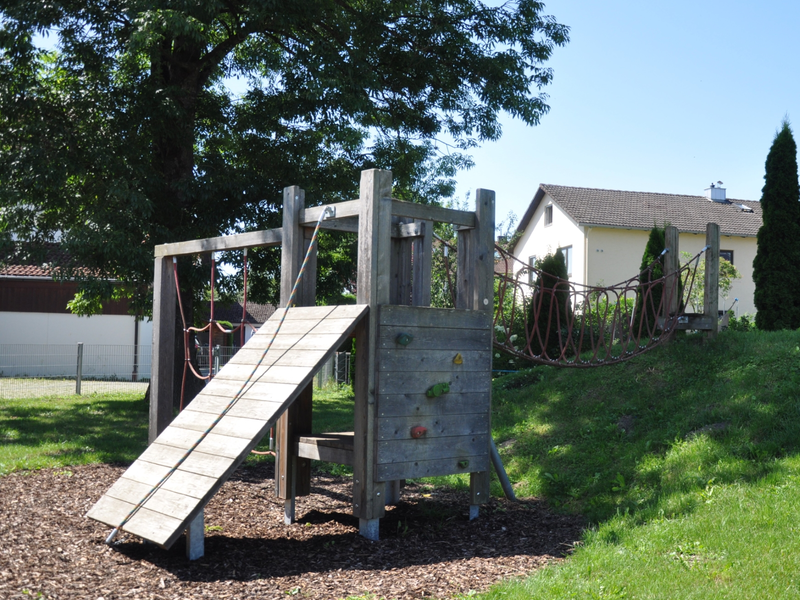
left=0, top=463, right=584, bottom=600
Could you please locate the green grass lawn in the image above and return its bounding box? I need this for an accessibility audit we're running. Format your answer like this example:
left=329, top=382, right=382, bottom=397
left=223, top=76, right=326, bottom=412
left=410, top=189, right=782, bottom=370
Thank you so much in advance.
left=4, top=329, right=800, bottom=599
left=477, top=328, right=800, bottom=599
left=0, top=391, right=149, bottom=474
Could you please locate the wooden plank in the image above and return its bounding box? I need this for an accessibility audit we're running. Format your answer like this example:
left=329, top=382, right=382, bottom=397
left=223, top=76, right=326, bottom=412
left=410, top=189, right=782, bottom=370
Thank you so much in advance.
left=222, top=347, right=329, bottom=367
left=138, top=442, right=234, bottom=480
left=377, top=413, right=489, bottom=441
left=378, top=349, right=491, bottom=373
left=378, top=325, right=490, bottom=351
left=378, top=370, right=491, bottom=395
left=154, top=229, right=282, bottom=258
left=377, top=392, right=490, bottom=418
left=376, top=454, right=490, bottom=481
left=299, top=200, right=361, bottom=225
left=124, top=505, right=191, bottom=547
left=377, top=434, right=489, bottom=464
left=378, top=304, right=491, bottom=330
left=390, top=198, right=475, bottom=228
left=412, top=221, right=433, bottom=307
left=317, top=216, right=359, bottom=233
left=297, top=433, right=355, bottom=465
left=199, top=380, right=297, bottom=402
left=105, top=477, right=198, bottom=523
left=171, top=410, right=267, bottom=440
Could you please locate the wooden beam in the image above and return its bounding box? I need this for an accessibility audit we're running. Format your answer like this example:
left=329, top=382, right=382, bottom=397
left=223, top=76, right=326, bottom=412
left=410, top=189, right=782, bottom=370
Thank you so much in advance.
left=299, top=200, right=361, bottom=225
left=412, top=221, right=433, bottom=307
left=354, top=169, right=392, bottom=536
left=149, top=256, right=175, bottom=444
left=154, top=229, right=282, bottom=258
left=390, top=199, right=476, bottom=228
left=704, top=223, right=720, bottom=338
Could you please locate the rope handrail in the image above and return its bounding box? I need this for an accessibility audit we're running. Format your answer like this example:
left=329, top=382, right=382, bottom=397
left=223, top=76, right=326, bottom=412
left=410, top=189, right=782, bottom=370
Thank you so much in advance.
left=492, top=245, right=705, bottom=367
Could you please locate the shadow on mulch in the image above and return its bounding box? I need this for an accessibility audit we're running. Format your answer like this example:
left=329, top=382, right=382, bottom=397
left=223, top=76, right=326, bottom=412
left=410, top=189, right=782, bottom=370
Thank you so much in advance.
left=1, top=462, right=585, bottom=600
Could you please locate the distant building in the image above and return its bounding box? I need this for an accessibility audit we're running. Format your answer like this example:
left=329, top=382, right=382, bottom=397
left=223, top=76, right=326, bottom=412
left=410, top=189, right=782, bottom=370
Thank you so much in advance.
left=512, top=184, right=761, bottom=315
left=0, top=243, right=152, bottom=347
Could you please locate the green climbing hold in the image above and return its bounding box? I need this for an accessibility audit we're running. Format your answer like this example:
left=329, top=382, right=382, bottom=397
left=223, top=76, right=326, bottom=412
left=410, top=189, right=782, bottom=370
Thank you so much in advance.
left=458, top=460, right=470, bottom=469
left=426, top=382, right=450, bottom=398
left=396, top=333, right=414, bottom=346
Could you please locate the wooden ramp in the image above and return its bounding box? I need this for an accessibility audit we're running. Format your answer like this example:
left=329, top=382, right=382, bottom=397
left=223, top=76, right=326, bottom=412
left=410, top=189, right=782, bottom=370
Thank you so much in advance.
left=87, top=304, right=367, bottom=549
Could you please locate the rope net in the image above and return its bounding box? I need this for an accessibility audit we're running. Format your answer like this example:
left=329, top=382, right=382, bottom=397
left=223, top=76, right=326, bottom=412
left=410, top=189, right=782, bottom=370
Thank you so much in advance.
left=492, top=246, right=705, bottom=367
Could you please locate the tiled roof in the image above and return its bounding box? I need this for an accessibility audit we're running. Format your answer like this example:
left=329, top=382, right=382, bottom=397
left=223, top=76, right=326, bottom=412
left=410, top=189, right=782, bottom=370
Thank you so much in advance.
left=516, top=185, right=762, bottom=245
left=0, top=243, right=71, bottom=278
left=198, top=301, right=277, bottom=325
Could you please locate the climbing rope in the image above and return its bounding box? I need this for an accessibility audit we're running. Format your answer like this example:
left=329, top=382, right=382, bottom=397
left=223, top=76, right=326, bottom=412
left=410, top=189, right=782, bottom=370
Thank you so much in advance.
left=174, top=249, right=258, bottom=410
left=105, top=206, right=334, bottom=545
left=492, top=245, right=704, bottom=367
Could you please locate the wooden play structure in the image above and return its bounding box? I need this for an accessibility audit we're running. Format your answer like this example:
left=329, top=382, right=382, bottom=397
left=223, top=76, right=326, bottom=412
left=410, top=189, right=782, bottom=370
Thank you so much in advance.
left=87, top=169, right=497, bottom=559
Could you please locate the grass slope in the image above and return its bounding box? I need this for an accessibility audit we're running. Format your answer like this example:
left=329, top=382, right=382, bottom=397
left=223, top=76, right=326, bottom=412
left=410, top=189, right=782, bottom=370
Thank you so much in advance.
left=480, top=329, right=800, bottom=599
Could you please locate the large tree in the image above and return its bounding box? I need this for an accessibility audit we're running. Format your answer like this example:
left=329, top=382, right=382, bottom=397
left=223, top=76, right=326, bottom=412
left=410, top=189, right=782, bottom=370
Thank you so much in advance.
left=0, top=0, right=568, bottom=400
left=753, top=119, right=800, bottom=330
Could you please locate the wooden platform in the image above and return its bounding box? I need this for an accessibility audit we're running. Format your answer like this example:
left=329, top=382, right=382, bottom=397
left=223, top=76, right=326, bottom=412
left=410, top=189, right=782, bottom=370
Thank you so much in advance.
left=86, top=304, right=368, bottom=549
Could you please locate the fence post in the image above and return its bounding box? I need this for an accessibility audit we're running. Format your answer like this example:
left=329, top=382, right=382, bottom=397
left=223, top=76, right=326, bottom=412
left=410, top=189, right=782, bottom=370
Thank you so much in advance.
left=76, top=342, right=84, bottom=395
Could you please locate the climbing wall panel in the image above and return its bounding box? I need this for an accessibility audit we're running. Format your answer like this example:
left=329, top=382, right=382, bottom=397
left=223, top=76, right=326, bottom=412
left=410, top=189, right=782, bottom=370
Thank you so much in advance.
left=375, top=305, right=492, bottom=481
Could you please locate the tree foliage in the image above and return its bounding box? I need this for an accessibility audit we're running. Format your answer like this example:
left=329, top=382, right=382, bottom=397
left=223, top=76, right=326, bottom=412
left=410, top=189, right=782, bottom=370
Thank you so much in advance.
left=529, top=248, right=571, bottom=358
left=634, top=225, right=666, bottom=334
left=0, top=0, right=569, bottom=314
left=681, top=251, right=741, bottom=313
left=753, top=119, right=800, bottom=331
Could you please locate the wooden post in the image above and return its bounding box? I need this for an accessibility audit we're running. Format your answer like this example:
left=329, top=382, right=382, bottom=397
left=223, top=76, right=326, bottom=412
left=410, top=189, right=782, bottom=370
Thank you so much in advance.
left=185, top=509, right=204, bottom=560
left=412, top=221, right=433, bottom=307
left=276, top=185, right=315, bottom=524
left=354, top=168, right=392, bottom=540
left=149, top=255, right=176, bottom=444
left=457, top=189, right=495, bottom=518
left=663, top=226, right=680, bottom=326
left=704, top=223, right=720, bottom=338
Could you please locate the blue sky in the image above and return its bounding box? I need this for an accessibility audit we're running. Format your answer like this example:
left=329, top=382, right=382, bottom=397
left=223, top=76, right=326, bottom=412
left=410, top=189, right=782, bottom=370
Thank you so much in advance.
left=457, top=0, right=800, bottom=227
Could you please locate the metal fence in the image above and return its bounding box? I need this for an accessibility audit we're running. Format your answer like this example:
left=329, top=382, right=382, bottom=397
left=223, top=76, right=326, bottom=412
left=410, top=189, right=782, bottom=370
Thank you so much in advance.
left=0, top=343, right=151, bottom=398
left=198, top=346, right=351, bottom=388
left=0, top=343, right=351, bottom=399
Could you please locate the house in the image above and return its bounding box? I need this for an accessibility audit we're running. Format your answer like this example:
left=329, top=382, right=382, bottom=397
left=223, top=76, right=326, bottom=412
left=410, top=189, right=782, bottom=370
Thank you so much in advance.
left=195, top=300, right=276, bottom=348
left=0, top=244, right=152, bottom=377
left=512, top=184, right=761, bottom=316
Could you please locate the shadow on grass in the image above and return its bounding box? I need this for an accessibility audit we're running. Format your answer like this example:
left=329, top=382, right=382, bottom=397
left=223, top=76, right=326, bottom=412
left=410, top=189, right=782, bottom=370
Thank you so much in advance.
left=492, top=329, right=800, bottom=524
left=0, top=394, right=148, bottom=471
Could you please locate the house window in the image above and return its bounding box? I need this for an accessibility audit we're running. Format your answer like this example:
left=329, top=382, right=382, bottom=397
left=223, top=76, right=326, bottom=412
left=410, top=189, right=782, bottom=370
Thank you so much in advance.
left=558, top=245, right=573, bottom=277
left=528, top=255, right=537, bottom=284
left=544, top=205, right=553, bottom=226
left=720, top=250, right=733, bottom=264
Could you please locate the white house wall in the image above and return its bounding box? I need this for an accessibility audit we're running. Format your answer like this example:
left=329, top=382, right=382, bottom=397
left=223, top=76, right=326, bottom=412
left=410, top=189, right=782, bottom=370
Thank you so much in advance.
left=585, top=228, right=756, bottom=315
left=513, top=193, right=586, bottom=285
left=0, top=312, right=153, bottom=378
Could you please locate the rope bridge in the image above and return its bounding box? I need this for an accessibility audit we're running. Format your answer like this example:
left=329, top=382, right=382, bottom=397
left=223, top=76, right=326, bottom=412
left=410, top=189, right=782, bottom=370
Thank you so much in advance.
left=491, top=246, right=705, bottom=367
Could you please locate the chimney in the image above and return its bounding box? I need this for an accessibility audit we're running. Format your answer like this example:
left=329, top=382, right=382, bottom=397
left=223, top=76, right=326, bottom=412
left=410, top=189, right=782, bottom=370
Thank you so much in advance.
left=705, top=181, right=727, bottom=203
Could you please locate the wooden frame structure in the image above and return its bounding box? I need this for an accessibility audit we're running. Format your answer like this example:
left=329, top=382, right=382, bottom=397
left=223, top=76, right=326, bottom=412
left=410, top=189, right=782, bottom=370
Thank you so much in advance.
left=662, top=223, right=721, bottom=337
left=146, top=169, right=496, bottom=549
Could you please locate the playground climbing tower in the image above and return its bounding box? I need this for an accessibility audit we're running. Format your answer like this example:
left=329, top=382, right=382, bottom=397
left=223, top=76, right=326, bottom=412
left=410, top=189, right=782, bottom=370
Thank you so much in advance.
left=88, top=169, right=496, bottom=557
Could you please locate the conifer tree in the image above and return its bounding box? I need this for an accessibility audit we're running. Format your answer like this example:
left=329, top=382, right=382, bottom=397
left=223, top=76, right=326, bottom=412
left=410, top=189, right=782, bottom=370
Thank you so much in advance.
left=634, top=225, right=666, bottom=335
left=753, top=119, right=800, bottom=330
